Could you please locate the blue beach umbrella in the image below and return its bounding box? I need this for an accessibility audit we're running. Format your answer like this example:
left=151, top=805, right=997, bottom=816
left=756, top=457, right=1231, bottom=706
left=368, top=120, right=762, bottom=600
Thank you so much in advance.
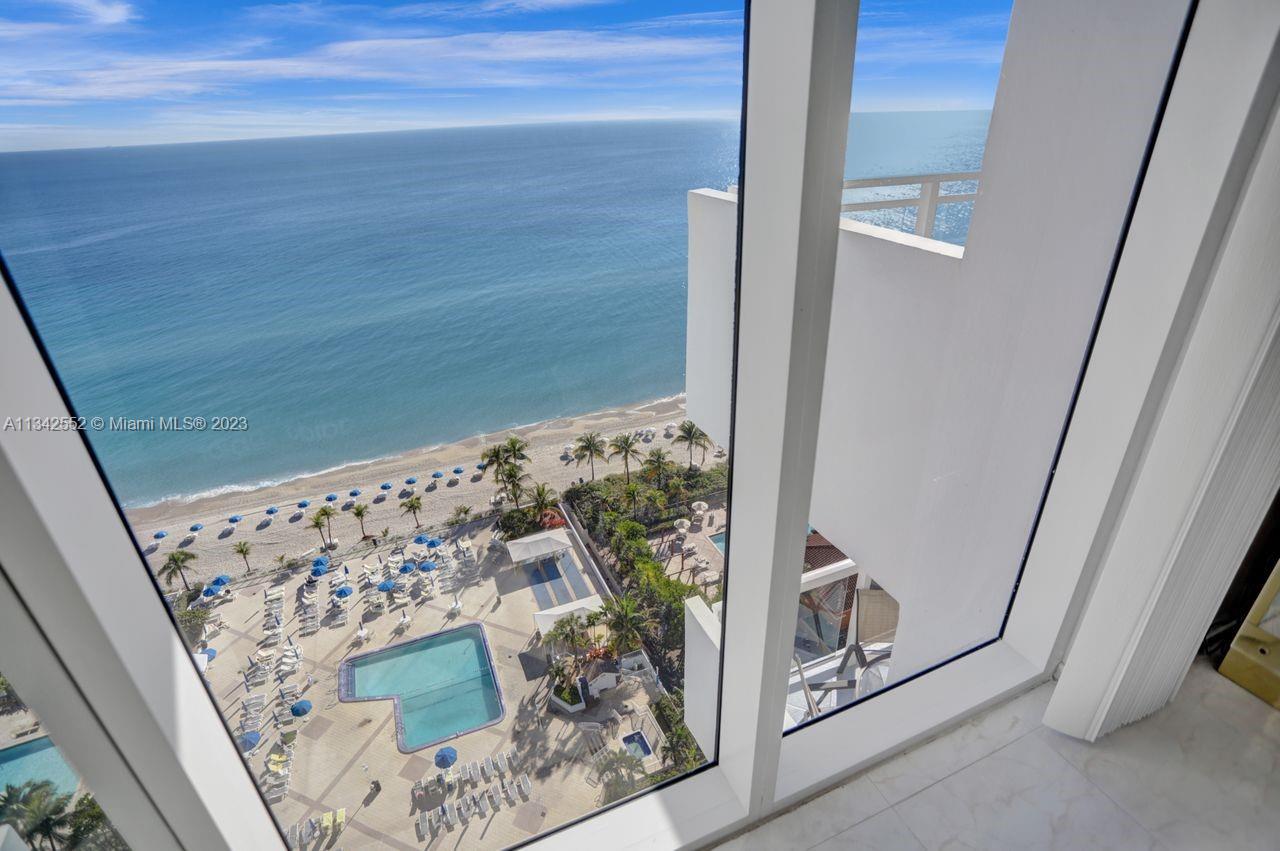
left=237, top=731, right=261, bottom=752
left=419, top=561, right=437, bottom=573
left=476, top=463, right=486, bottom=471
left=153, top=531, right=167, bottom=540
left=313, top=555, right=330, bottom=567
left=310, top=566, right=327, bottom=578
left=297, top=499, right=311, bottom=509
left=413, top=534, right=429, bottom=545
left=325, top=493, right=338, bottom=503
left=202, top=647, right=218, bottom=659
left=398, top=563, right=415, bottom=575
left=377, top=580, right=395, bottom=592
left=334, top=586, right=354, bottom=599
left=229, top=515, right=243, bottom=524
left=189, top=523, right=204, bottom=533
left=289, top=700, right=312, bottom=717
left=211, top=574, right=231, bottom=587
left=349, top=488, right=361, bottom=497
left=380, top=482, right=393, bottom=491
left=265, top=506, right=279, bottom=516
left=434, top=746, right=458, bottom=769
left=452, top=467, right=465, bottom=475
left=405, top=477, right=418, bottom=485
left=201, top=587, right=218, bottom=598
left=432, top=470, right=445, bottom=480
left=426, top=538, right=443, bottom=549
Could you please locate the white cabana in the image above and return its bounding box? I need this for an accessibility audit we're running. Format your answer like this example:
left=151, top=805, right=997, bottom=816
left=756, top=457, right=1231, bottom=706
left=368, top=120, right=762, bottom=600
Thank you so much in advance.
left=505, top=528, right=573, bottom=565
left=533, top=594, right=604, bottom=636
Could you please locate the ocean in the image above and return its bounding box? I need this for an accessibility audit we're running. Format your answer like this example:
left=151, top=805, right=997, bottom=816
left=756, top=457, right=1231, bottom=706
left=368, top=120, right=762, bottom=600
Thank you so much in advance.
left=0, top=111, right=989, bottom=506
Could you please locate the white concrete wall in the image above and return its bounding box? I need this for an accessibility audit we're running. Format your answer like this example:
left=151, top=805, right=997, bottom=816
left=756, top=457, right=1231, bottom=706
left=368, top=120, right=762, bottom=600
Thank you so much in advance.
left=685, top=189, right=738, bottom=449
left=683, top=595, right=722, bottom=757
left=684, top=0, right=1190, bottom=683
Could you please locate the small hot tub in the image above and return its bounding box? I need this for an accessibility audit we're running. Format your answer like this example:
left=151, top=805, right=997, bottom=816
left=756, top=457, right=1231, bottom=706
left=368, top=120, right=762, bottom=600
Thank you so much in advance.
left=621, top=730, right=653, bottom=759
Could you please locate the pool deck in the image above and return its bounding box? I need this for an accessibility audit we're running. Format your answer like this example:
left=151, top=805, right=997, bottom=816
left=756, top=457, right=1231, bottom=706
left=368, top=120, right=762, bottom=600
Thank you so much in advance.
left=199, top=518, right=669, bottom=849
left=650, top=500, right=727, bottom=593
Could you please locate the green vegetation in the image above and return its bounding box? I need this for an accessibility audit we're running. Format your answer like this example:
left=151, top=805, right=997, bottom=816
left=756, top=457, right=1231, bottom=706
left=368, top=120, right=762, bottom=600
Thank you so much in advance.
left=448, top=504, right=473, bottom=526
left=68, top=795, right=128, bottom=850
left=351, top=502, right=370, bottom=539
left=232, top=540, right=252, bottom=574
left=652, top=690, right=705, bottom=772
left=308, top=510, right=331, bottom=550
left=0, top=780, right=72, bottom=850
left=597, top=748, right=646, bottom=804
left=175, top=608, right=210, bottom=648
left=564, top=454, right=728, bottom=685
left=607, top=432, right=643, bottom=483
left=399, top=495, right=423, bottom=527
left=672, top=419, right=713, bottom=470
left=157, top=549, right=197, bottom=591
left=572, top=431, right=607, bottom=481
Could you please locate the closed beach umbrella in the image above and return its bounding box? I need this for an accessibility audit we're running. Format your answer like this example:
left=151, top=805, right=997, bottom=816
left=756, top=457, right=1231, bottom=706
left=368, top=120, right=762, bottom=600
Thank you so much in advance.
left=419, top=561, right=437, bottom=572
left=265, top=506, right=279, bottom=516
left=201, top=587, right=218, bottom=598
left=452, top=467, right=465, bottom=475
left=413, top=534, right=429, bottom=545
left=434, top=746, right=458, bottom=769
left=211, top=574, right=231, bottom=587
left=349, top=489, right=361, bottom=498
left=310, top=566, right=327, bottom=578
left=380, top=482, right=393, bottom=491
left=189, top=523, right=204, bottom=533
left=297, top=500, right=310, bottom=509
left=289, top=700, right=312, bottom=717
left=377, top=579, right=395, bottom=592
left=405, top=477, right=417, bottom=485
left=202, top=647, right=218, bottom=659
left=153, top=531, right=167, bottom=540
left=325, top=494, right=338, bottom=503
left=237, top=731, right=261, bottom=752
left=432, top=470, right=445, bottom=480
left=334, top=586, right=354, bottom=599
left=398, top=563, right=415, bottom=575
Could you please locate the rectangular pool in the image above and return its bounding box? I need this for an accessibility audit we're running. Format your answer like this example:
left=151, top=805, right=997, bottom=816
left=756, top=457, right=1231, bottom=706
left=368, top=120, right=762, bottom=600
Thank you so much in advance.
left=709, top=531, right=726, bottom=553
left=338, top=623, right=504, bottom=752
left=0, top=737, right=79, bottom=797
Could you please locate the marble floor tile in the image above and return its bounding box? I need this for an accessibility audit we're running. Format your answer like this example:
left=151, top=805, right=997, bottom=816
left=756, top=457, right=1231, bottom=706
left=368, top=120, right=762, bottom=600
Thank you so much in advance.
left=866, top=682, right=1053, bottom=805
left=718, top=775, right=890, bottom=851
left=1040, top=660, right=1280, bottom=851
left=811, top=809, right=925, bottom=851
left=892, top=733, right=1157, bottom=851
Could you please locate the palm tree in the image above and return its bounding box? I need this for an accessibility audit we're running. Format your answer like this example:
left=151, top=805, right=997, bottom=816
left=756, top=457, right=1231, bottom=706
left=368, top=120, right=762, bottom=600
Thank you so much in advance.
left=497, top=462, right=531, bottom=509
left=608, top=433, right=643, bottom=483
left=158, top=550, right=197, bottom=592
left=673, top=420, right=710, bottom=470
left=573, top=431, right=607, bottom=481
left=20, top=784, right=73, bottom=851
left=624, top=482, right=642, bottom=519
left=479, top=444, right=506, bottom=478
left=233, top=541, right=252, bottom=574
left=641, top=488, right=667, bottom=521
left=449, top=504, right=473, bottom=526
left=502, top=435, right=530, bottom=465
left=0, top=780, right=52, bottom=829
left=351, top=502, right=370, bottom=539
left=530, top=482, right=558, bottom=516
left=308, top=512, right=330, bottom=550
left=400, top=495, right=423, bottom=527
left=545, top=612, right=590, bottom=658
left=601, top=594, right=649, bottom=655
left=642, top=447, right=672, bottom=488
left=316, top=504, right=336, bottom=545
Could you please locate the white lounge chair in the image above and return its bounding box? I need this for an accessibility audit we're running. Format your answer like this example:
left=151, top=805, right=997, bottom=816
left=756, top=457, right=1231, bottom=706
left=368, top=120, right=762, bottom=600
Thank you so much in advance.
left=518, top=773, right=532, bottom=798
left=442, top=802, right=456, bottom=827
left=476, top=793, right=489, bottom=816
left=481, top=756, right=494, bottom=781
left=495, top=751, right=508, bottom=774
left=488, top=782, right=501, bottom=808
left=503, top=779, right=517, bottom=802
left=417, top=811, right=431, bottom=835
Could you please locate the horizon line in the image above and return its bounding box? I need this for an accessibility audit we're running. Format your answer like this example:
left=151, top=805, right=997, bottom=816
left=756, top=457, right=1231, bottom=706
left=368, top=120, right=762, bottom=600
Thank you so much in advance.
left=0, top=107, right=992, bottom=155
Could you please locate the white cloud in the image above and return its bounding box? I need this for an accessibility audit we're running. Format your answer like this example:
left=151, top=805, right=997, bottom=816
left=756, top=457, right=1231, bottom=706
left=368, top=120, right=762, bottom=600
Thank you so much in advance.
left=390, top=0, right=617, bottom=18
left=40, top=0, right=135, bottom=25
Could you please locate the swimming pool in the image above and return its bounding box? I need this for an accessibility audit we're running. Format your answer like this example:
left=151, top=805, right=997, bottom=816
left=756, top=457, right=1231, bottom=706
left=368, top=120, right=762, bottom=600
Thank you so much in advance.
left=621, top=730, right=653, bottom=759
left=709, top=531, right=726, bottom=553
left=0, top=737, right=80, bottom=797
left=338, top=623, right=504, bottom=752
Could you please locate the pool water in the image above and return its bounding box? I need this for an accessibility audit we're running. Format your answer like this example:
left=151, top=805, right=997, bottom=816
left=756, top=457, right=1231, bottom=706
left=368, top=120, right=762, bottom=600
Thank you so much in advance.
left=340, top=623, right=504, bottom=752
left=0, top=737, right=80, bottom=797
left=621, top=731, right=653, bottom=759
left=709, top=531, right=726, bottom=553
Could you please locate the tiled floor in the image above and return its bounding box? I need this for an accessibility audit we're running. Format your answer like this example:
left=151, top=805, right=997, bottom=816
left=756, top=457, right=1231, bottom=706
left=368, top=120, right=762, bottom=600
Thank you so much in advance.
left=715, top=659, right=1280, bottom=850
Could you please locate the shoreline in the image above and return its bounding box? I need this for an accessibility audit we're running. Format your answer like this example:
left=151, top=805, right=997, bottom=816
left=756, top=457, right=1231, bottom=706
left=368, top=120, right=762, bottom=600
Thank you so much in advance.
left=129, top=394, right=693, bottom=583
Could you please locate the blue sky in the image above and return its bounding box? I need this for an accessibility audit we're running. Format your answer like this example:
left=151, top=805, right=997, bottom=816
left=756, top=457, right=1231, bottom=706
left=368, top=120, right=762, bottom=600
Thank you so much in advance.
left=0, top=0, right=1011, bottom=151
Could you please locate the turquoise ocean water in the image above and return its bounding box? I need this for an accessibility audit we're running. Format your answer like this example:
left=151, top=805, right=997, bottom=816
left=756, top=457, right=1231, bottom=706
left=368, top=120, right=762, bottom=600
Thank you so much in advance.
left=0, top=111, right=988, bottom=506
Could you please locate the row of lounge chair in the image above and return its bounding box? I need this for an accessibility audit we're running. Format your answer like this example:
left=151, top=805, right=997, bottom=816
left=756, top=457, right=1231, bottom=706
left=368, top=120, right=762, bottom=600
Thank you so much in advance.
left=417, top=772, right=534, bottom=836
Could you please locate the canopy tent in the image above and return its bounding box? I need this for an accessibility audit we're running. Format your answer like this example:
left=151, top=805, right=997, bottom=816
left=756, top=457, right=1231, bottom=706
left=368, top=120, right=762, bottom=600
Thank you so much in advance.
left=532, top=594, right=603, bottom=636
left=505, top=528, right=573, bottom=565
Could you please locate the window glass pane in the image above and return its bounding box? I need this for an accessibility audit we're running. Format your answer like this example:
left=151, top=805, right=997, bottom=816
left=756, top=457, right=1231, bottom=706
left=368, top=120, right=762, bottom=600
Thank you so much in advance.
left=840, top=1, right=1012, bottom=245
left=0, top=0, right=741, bottom=844
left=0, top=675, right=130, bottom=850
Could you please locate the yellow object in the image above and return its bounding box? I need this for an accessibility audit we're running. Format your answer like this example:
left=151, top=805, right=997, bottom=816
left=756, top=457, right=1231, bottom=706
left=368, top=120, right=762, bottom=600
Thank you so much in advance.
left=321, top=811, right=333, bottom=834
left=1219, top=557, right=1280, bottom=707
left=335, top=808, right=346, bottom=833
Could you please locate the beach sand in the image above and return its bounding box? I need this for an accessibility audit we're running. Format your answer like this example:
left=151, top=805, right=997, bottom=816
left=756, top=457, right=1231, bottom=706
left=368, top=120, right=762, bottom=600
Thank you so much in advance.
left=129, top=395, right=692, bottom=584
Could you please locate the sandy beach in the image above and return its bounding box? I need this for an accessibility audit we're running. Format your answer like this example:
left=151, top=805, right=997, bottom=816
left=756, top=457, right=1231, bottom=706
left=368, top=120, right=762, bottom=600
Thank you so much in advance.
left=129, top=395, right=691, bottom=584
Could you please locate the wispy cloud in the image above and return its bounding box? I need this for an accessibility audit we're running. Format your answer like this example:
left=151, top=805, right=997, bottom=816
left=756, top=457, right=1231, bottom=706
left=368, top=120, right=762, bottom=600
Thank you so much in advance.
left=39, top=0, right=136, bottom=25
left=855, top=14, right=1009, bottom=67
left=390, top=0, right=618, bottom=19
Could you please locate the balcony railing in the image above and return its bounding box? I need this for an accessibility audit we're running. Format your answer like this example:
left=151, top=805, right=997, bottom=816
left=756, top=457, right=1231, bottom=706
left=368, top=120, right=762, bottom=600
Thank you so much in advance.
left=726, top=171, right=979, bottom=241
left=841, top=171, right=979, bottom=239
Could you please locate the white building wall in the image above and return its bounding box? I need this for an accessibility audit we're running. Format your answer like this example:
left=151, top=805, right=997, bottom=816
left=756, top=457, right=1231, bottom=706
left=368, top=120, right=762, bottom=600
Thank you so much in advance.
left=684, top=0, right=1189, bottom=683
left=683, top=596, right=722, bottom=757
